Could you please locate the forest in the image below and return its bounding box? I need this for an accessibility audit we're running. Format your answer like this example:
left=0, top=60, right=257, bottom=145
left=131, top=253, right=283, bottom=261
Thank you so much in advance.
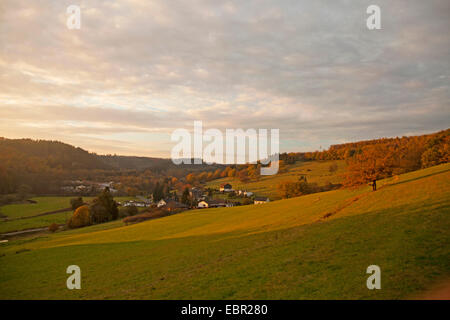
left=0, top=128, right=448, bottom=199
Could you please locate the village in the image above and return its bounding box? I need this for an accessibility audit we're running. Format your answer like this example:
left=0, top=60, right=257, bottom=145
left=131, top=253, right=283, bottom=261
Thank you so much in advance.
left=119, top=183, right=270, bottom=212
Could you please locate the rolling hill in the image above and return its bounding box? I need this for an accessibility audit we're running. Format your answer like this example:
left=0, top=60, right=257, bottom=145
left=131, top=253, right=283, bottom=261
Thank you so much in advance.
left=0, top=163, right=449, bottom=299
left=206, top=160, right=346, bottom=199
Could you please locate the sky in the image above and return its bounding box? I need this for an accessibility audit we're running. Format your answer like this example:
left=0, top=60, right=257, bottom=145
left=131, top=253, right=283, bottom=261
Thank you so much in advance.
left=0, top=0, right=449, bottom=158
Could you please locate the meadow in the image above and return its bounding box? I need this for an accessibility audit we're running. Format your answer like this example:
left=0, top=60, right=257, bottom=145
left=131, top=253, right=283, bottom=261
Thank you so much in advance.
left=206, top=160, right=346, bottom=199
left=0, top=196, right=134, bottom=234
left=0, top=196, right=91, bottom=219
left=0, top=163, right=448, bottom=299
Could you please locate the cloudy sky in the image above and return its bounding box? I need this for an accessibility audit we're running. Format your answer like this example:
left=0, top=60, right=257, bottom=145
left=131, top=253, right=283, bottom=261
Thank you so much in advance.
left=0, top=0, right=449, bottom=157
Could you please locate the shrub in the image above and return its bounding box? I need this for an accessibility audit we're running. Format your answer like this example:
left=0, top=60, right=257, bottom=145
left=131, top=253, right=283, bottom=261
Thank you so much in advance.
left=123, top=208, right=171, bottom=224
left=119, top=205, right=138, bottom=218
left=0, top=194, right=20, bottom=206
left=89, top=188, right=118, bottom=223
left=89, top=201, right=110, bottom=224
left=67, top=205, right=91, bottom=229
left=118, top=207, right=128, bottom=218
left=17, top=184, right=32, bottom=200
left=48, top=223, right=59, bottom=233
left=126, top=205, right=138, bottom=216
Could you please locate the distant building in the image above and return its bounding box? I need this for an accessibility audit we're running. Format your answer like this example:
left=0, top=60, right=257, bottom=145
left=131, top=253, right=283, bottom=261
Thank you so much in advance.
left=197, top=200, right=209, bottom=208
left=123, top=200, right=150, bottom=207
left=190, top=187, right=203, bottom=200
left=137, top=196, right=152, bottom=204
left=157, top=199, right=167, bottom=208
left=197, top=199, right=227, bottom=208
left=254, top=197, right=270, bottom=204
left=219, top=183, right=233, bottom=192
left=165, top=200, right=189, bottom=212
left=237, top=190, right=253, bottom=197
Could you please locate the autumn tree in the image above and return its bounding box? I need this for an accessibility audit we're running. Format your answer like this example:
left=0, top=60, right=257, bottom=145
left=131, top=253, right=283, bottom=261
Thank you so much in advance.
left=68, top=205, right=91, bottom=228
left=238, top=169, right=249, bottom=183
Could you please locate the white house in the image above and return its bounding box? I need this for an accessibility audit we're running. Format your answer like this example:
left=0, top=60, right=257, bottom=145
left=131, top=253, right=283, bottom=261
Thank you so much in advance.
left=197, top=199, right=227, bottom=208
left=244, top=191, right=253, bottom=197
left=197, top=200, right=209, bottom=208
left=157, top=199, right=167, bottom=208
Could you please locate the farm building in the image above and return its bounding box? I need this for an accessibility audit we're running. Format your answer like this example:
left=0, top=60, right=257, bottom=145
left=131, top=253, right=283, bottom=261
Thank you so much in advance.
left=197, top=199, right=230, bottom=208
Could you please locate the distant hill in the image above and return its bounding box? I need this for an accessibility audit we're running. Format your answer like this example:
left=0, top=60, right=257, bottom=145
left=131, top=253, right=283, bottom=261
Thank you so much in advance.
left=99, top=155, right=218, bottom=171
left=0, top=138, right=109, bottom=170
left=0, top=138, right=224, bottom=194
left=99, top=155, right=173, bottom=171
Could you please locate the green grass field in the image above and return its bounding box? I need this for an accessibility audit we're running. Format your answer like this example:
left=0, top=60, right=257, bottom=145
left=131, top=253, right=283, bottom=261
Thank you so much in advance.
left=0, top=196, right=135, bottom=234
left=0, top=211, right=72, bottom=234
left=0, top=163, right=449, bottom=299
left=0, top=197, right=91, bottom=219
left=206, top=160, right=346, bottom=199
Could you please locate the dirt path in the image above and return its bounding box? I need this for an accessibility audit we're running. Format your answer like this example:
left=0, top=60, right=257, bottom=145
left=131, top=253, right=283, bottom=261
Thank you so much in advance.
left=0, top=224, right=64, bottom=238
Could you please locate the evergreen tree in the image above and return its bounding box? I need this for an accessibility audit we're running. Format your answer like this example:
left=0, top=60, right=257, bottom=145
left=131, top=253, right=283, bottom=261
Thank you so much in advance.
left=181, top=187, right=191, bottom=205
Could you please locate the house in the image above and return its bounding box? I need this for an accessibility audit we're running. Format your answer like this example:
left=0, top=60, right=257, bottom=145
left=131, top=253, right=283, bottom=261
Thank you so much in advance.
left=122, top=200, right=150, bottom=207
left=133, top=201, right=149, bottom=207
left=189, top=187, right=203, bottom=200
left=157, top=199, right=167, bottom=208
left=197, top=199, right=227, bottom=208
left=197, top=200, right=209, bottom=208
left=254, top=197, right=270, bottom=204
left=219, top=183, right=233, bottom=192
left=137, top=196, right=152, bottom=204
left=157, top=199, right=189, bottom=211
left=165, top=200, right=188, bottom=211
left=237, top=190, right=253, bottom=197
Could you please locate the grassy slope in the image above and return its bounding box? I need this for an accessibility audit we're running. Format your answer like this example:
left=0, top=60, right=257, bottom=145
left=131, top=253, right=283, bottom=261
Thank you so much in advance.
left=0, top=164, right=449, bottom=299
left=206, top=160, right=346, bottom=199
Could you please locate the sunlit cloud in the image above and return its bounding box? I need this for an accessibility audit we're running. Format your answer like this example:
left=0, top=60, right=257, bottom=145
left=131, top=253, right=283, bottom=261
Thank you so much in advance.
left=0, top=0, right=449, bottom=156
